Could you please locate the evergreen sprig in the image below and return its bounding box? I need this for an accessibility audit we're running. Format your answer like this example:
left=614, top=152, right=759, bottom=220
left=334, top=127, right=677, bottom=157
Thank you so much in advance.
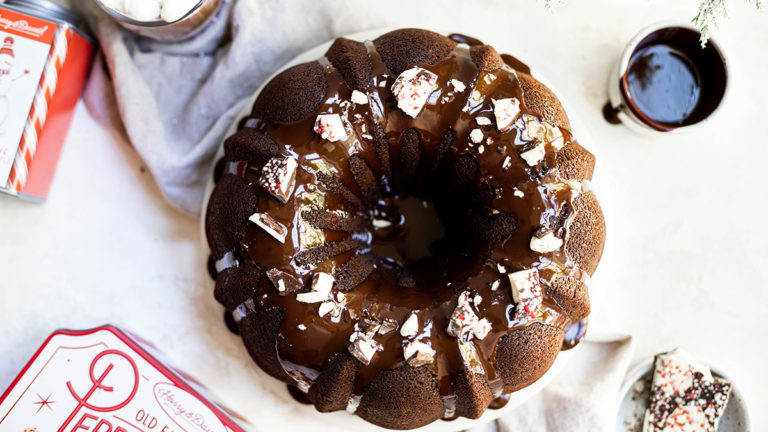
left=693, top=0, right=764, bottom=46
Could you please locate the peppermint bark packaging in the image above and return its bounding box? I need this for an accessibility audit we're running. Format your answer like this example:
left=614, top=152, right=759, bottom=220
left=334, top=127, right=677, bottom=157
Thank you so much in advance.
left=0, top=326, right=247, bottom=432
left=0, top=1, right=93, bottom=201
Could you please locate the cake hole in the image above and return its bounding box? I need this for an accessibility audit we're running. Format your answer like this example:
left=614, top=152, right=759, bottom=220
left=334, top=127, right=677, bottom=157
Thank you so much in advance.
left=370, top=196, right=445, bottom=266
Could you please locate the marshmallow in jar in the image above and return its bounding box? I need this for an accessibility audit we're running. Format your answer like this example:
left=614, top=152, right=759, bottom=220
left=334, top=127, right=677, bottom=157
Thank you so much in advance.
left=95, top=0, right=223, bottom=42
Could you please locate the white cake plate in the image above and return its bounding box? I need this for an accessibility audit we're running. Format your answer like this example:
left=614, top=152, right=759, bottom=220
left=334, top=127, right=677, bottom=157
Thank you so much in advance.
left=201, top=28, right=597, bottom=432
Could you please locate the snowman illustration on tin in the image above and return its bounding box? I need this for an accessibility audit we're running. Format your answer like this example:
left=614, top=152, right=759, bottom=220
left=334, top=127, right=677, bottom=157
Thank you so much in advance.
left=0, top=36, right=30, bottom=134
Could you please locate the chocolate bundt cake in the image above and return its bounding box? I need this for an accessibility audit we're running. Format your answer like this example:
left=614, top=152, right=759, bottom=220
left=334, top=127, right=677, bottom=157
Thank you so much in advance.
left=205, top=29, right=606, bottom=429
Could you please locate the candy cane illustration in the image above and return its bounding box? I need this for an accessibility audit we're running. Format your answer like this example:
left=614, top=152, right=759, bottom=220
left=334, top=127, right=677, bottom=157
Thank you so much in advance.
left=59, top=349, right=140, bottom=432
left=5, top=25, right=71, bottom=193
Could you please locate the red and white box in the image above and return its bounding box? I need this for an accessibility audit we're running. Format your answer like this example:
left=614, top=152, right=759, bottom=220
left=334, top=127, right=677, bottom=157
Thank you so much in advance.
left=0, top=1, right=94, bottom=201
left=0, top=326, right=248, bottom=432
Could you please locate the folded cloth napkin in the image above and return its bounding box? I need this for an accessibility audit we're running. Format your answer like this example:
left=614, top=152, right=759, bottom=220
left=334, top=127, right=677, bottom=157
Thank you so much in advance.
left=69, top=0, right=425, bottom=213
left=468, top=333, right=635, bottom=432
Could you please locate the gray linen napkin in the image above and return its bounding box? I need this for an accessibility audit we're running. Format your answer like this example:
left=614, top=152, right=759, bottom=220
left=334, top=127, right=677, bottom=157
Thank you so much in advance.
left=71, top=0, right=403, bottom=213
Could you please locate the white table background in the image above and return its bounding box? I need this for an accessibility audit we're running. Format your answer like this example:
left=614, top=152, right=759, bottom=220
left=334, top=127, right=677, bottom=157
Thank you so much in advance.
left=1, top=0, right=767, bottom=430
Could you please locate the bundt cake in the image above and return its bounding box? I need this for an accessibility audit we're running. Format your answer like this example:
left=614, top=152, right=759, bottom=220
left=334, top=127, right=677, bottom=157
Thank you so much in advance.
left=205, top=28, right=606, bottom=429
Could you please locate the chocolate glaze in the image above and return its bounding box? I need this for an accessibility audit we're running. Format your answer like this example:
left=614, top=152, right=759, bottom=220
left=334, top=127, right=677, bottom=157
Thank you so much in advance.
left=448, top=33, right=483, bottom=46
left=288, top=384, right=313, bottom=405
left=500, top=54, right=532, bottom=75
left=224, top=309, right=240, bottom=335
left=214, top=34, right=590, bottom=406
left=488, top=392, right=511, bottom=409
left=207, top=254, right=217, bottom=280
left=561, top=318, right=587, bottom=350
left=602, top=102, right=622, bottom=125
left=213, top=158, right=226, bottom=184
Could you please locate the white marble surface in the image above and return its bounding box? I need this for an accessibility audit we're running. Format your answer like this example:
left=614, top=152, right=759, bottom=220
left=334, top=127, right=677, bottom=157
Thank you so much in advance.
left=1, top=0, right=767, bottom=431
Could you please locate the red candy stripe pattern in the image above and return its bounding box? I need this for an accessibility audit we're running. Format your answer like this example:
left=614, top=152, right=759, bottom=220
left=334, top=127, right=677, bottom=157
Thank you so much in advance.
left=5, top=26, right=72, bottom=193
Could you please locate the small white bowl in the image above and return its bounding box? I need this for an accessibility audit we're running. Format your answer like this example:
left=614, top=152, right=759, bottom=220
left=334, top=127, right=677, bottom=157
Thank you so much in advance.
left=616, top=356, right=750, bottom=432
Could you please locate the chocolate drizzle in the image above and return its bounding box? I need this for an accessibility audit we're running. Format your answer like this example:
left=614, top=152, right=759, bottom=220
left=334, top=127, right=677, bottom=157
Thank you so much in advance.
left=212, top=32, right=591, bottom=409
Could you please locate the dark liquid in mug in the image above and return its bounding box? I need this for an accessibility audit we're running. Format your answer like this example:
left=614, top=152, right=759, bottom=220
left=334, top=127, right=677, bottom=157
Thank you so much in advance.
left=626, top=44, right=701, bottom=125
left=620, top=27, right=727, bottom=131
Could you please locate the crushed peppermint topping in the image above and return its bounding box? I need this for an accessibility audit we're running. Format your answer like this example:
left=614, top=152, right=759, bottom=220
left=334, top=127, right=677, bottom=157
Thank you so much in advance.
left=493, top=98, right=520, bottom=131
left=508, top=269, right=543, bottom=320
left=314, top=114, right=348, bottom=142
left=249, top=213, right=288, bottom=243
left=266, top=268, right=303, bottom=295
left=350, top=90, right=368, bottom=105
left=475, top=116, right=492, bottom=126
left=259, top=156, right=298, bottom=203
left=297, top=324, right=307, bottom=330
left=446, top=291, right=492, bottom=342
left=458, top=341, right=485, bottom=374
left=379, top=318, right=398, bottom=335
left=403, top=340, right=435, bottom=367
left=524, top=116, right=548, bottom=142
left=551, top=126, right=566, bottom=150
left=469, top=128, right=484, bottom=144
left=296, top=272, right=335, bottom=303
left=373, top=219, right=392, bottom=228
left=530, top=228, right=563, bottom=253
left=473, top=294, right=483, bottom=307
left=400, top=312, right=419, bottom=337
left=450, top=78, right=466, bottom=92
left=348, top=332, right=380, bottom=365
left=473, top=318, right=492, bottom=340
left=448, top=299, right=479, bottom=340
left=502, top=155, right=513, bottom=171
left=391, top=66, right=439, bottom=118
left=457, top=290, right=473, bottom=308
left=513, top=187, right=525, bottom=198
left=645, top=348, right=732, bottom=432
left=520, top=142, right=546, bottom=166
left=318, top=301, right=335, bottom=317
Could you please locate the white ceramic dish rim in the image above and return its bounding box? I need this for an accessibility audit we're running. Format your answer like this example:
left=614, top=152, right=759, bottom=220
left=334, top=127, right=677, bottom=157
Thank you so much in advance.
left=200, top=27, right=598, bottom=432
left=616, top=356, right=751, bottom=432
